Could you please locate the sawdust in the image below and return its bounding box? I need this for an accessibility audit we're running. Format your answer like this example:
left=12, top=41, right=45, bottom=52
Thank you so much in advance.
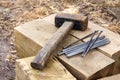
left=0, top=0, right=120, bottom=80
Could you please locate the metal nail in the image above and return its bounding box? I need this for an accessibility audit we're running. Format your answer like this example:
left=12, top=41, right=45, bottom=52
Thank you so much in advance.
left=66, top=38, right=110, bottom=57
left=82, top=30, right=103, bottom=57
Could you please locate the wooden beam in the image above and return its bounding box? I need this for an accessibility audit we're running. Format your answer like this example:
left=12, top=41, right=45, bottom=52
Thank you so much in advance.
left=14, top=20, right=57, bottom=57
left=42, top=14, right=120, bottom=74
left=15, top=13, right=120, bottom=74
left=57, top=50, right=114, bottom=80
left=43, top=14, right=120, bottom=60
left=14, top=19, right=115, bottom=79
left=16, top=57, right=76, bottom=80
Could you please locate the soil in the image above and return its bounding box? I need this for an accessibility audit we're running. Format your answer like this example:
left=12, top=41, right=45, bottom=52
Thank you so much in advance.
left=0, top=0, right=120, bottom=80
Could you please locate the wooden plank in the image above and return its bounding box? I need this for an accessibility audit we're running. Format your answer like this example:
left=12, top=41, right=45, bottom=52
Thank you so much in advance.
left=42, top=14, right=120, bottom=74
left=72, top=22, right=120, bottom=74
left=54, top=35, right=115, bottom=80
left=14, top=7, right=79, bottom=57
left=31, top=21, right=74, bottom=69
left=14, top=20, right=57, bottom=58
left=14, top=7, right=80, bottom=58
left=14, top=19, right=115, bottom=79
left=98, top=74, right=120, bottom=80
left=54, top=35, right=114, bottom=80
left=43, top=14, right=120, bottom=60
left=16, top=57, right=76, bottom=80
left=58, top=50, right=114, bottom=80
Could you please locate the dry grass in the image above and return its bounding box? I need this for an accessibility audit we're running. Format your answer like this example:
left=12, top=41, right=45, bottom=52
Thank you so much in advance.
left=105, top=0, right=120, bottom=6
left=14, top=0, right=120, bottom=34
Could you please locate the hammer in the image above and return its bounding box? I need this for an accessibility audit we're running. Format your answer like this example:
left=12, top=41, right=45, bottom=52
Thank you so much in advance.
left=31, top=13, right=88, bottom=70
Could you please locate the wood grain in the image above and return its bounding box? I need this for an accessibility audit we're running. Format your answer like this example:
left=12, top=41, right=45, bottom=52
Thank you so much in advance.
left=54, top=35, right=114, bottom=80
left=43, top=14, right=120, bottom=60
left=16, top=57, right=76, bottom=80
left=31, top=21, right=74, bottom=69
left=14, top=8, right=120, bottom=79
left=42, top=13, right=120, bottom=74
left=14, top=20, right=57, bottom=58
left=15, top=20, right=115, bottom=79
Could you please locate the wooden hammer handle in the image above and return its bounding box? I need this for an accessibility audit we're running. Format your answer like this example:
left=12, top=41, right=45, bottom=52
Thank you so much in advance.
left=31, top=21, right=74, bottom=69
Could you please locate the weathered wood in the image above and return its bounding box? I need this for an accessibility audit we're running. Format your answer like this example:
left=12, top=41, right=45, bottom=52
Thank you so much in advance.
left=98, top=74, right=120, bottom=80
left=14, top=20, right=57, bottom=58
left=43, top=14, right=120, bottom=60
left=55, top=35, right=114, bottom=80
left=57, top=50, right=114, bottom=80
left=42, top=14, right=120, bottom=74
left=15, top=8, right=120, bottom=79
left=73, top=22, right=120, bottom=74
left=16, top=57, right=76, bottom=80
left=14, top=19, right=115, bottom=79
left=31, top=22, right=74, bottom=70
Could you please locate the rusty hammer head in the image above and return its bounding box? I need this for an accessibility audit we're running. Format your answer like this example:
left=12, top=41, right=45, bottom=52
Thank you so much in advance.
left=55, top=13, right=88, bottom=31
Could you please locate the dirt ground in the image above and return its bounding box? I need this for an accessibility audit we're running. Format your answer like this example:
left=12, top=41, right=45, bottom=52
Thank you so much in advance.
left=0, top=0, right=120, bottom=80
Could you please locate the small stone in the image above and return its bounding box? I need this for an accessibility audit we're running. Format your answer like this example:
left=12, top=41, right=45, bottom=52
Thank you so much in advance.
left=101, top=23, right=109, bottom=28
left=10, top=41, right=14, bottom=46
left=10, top=50, right=16, bottom=54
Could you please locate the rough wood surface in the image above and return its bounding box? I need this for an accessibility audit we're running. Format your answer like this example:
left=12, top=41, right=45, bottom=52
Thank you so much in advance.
left=16, top=57, right=76, bottom=80
left=58, top=50, right=114, bottom=80
left=43, top=14, right=120, bottom=60
left=98, top=74, right=120, bottom=80
left=55, top=35, right=114, bottom=80
left=14, top=18, right=115, bottom=79
left=42, top=14, right=120, bottom=74
left=14, top=20, right=57, bottom=57
left=31, top=22, right=74, bottom=70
